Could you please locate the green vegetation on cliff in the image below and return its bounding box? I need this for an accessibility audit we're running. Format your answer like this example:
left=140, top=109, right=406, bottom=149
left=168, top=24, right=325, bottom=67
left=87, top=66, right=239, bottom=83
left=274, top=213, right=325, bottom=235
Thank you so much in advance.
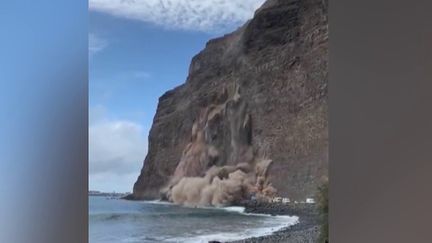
left=317, top=180, right=329, bottom=243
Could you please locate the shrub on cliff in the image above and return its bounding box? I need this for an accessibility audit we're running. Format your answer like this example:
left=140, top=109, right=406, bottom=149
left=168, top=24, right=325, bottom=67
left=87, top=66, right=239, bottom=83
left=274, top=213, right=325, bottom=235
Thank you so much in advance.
left=317, top=180, right=329, bottom=243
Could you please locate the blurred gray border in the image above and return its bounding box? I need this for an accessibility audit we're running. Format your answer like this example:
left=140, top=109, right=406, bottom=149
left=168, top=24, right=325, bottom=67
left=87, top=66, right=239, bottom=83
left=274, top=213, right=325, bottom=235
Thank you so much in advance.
left=330, top=0, right=432, bottom=242
left=2, top=0, right=431, bottom=242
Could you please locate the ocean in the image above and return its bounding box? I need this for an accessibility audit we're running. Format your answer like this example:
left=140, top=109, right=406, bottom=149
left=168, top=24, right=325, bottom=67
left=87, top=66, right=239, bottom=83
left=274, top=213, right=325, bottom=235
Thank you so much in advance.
left=89, top=196, right=298, bottom=243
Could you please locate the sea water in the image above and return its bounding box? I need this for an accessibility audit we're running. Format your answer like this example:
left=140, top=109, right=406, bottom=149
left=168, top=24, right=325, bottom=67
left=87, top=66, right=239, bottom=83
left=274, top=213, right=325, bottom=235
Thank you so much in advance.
left=89, top=196, right=298, bottom=243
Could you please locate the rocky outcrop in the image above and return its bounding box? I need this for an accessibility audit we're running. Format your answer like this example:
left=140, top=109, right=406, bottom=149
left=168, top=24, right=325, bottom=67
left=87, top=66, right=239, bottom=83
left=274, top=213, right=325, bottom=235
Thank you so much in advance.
left=132, top=0, right=328, bottom=201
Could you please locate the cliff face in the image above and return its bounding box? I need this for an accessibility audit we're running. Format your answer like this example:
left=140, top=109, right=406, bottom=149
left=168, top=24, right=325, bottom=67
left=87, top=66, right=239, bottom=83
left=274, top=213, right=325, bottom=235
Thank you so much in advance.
left=132, top=0, right=328, bottom=201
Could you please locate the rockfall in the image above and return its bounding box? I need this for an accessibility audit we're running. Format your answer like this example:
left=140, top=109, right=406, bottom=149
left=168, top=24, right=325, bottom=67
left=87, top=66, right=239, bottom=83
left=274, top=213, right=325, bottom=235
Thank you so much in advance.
left=131, top=0, right=328, bottom=203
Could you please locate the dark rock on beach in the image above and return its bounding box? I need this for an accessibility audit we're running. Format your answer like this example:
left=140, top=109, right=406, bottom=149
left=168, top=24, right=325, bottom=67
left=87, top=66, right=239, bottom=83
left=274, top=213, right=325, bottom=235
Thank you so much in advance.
left=227, top=226, right=320, bottom=243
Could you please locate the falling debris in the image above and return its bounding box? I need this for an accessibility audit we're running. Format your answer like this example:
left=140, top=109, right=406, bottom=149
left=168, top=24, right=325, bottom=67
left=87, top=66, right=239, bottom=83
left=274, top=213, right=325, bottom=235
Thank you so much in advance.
left=161, top=87, right=277, bottom=207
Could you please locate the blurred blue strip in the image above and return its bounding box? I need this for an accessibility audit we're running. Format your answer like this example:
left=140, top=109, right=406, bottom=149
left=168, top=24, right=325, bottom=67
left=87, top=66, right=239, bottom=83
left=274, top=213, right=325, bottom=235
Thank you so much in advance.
left=0, top=1, right=88, bottom=242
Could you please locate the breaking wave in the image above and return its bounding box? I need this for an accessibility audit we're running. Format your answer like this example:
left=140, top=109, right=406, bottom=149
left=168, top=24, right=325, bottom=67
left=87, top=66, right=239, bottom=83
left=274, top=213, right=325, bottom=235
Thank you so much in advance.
left=90, top=197, right=298, bottom=243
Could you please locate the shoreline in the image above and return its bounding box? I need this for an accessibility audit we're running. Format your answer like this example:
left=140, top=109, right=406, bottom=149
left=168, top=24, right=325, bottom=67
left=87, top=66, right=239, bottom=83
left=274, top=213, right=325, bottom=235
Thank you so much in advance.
left=122, top=196, right=321, bottom=243
left=224, top=201, right=320, bottom=243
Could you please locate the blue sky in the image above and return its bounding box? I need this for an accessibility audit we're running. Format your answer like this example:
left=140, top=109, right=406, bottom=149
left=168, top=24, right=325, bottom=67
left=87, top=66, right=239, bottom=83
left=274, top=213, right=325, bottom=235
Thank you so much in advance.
left=89, top=0, right=265, bottom=192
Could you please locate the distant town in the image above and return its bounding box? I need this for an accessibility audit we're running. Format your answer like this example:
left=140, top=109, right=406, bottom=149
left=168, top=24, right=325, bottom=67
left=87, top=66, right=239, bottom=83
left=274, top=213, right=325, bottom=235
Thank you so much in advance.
left=89, top=190, right=130, bottom=198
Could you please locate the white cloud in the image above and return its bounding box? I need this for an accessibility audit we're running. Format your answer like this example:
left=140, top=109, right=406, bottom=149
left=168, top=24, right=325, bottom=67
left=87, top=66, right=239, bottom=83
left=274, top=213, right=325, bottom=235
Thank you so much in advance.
left=89, top=33, right=108, bottom=55
left=90, top=120, right=146, bottom=175
left=89, top=0, right=266, bottom=33
left=89, top=108, right=147, bottom=192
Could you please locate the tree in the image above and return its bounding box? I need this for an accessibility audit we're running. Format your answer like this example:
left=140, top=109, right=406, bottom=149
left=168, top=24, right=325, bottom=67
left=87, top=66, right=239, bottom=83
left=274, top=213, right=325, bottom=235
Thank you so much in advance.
left=317, top=180, right=329, bottom=243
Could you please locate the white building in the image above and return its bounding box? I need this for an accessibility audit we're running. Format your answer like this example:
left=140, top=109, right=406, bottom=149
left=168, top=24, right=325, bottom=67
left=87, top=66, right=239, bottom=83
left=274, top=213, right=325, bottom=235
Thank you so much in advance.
left=272, top=197, right=282, bottom=203
left=306, top=198, right=315, bottom=204
left=282, top=198, right=290, bottom=203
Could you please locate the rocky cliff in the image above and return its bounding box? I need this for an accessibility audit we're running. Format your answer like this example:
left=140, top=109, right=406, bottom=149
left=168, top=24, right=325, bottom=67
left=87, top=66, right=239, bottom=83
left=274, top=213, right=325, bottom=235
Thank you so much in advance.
left=132, top=0, right=328, bottom=202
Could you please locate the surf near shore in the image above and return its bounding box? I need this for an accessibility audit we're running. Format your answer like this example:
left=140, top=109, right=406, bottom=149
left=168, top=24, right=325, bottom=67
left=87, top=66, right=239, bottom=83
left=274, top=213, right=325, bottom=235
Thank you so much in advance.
left=123, top=194, right=320, bottom=243
left=223, top=201, right=320, bottom=243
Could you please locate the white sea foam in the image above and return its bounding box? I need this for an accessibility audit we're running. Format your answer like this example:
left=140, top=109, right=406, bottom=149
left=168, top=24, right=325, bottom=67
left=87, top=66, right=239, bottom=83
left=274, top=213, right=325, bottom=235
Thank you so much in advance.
left=170, top=215, right=299, bottom=243
left=141, top=200, right=174, bottom=205
left=91, top=197, right=300, bottom=243
left=221, top=206, right=246, bottom=213
left=142, top=201, right=300, bottom=242
left=143, top=201, right=248, bottom=214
